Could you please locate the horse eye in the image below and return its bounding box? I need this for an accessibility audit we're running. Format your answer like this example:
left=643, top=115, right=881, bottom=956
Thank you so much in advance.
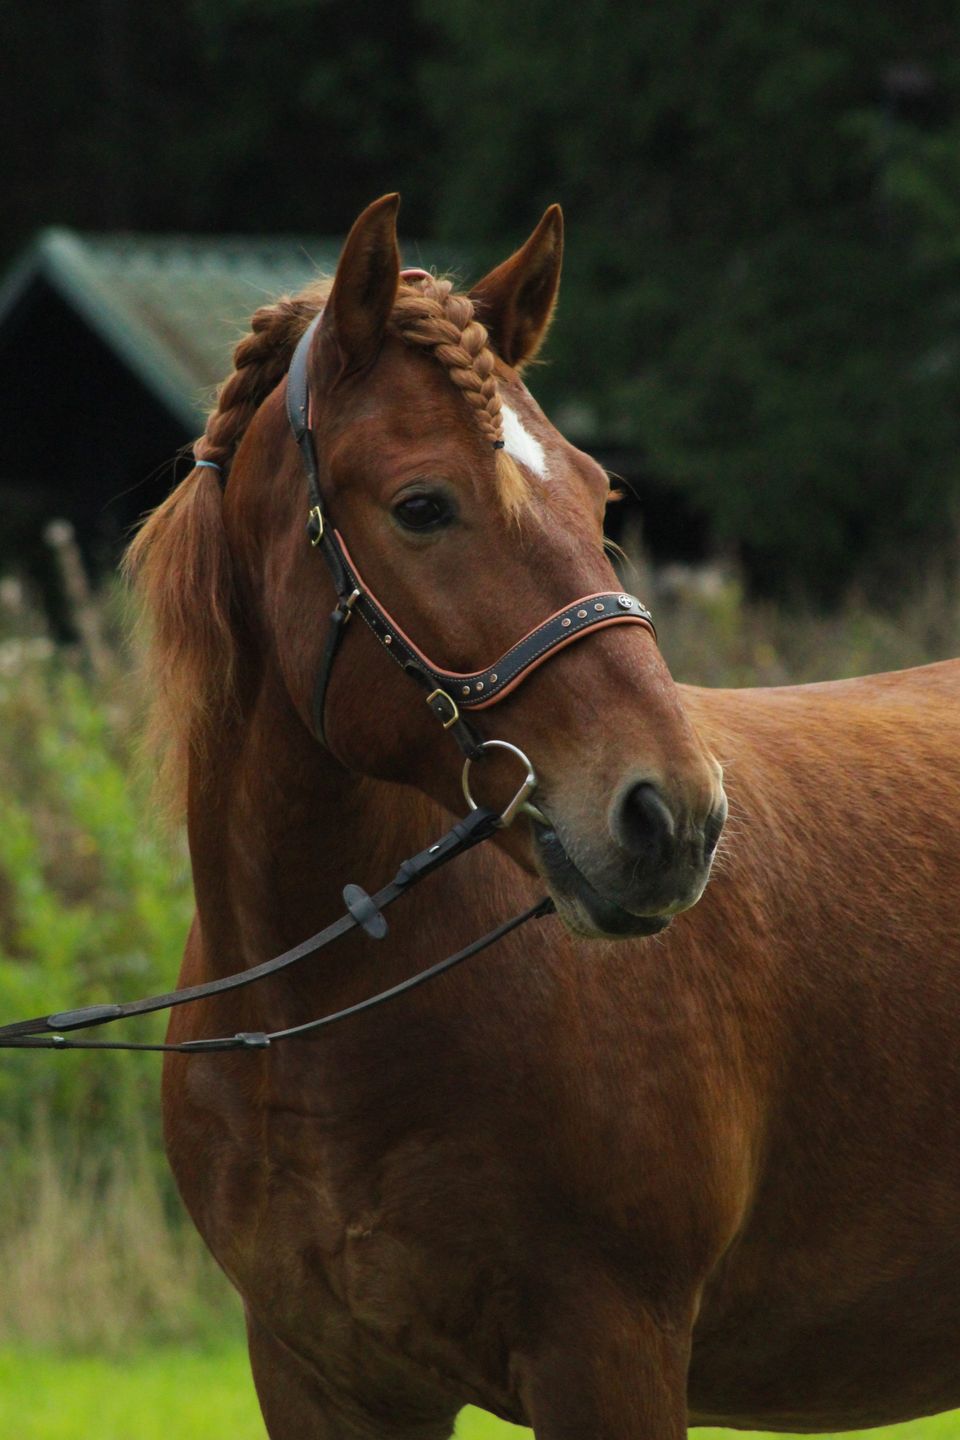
left=393, top=493, right=452, bottom=532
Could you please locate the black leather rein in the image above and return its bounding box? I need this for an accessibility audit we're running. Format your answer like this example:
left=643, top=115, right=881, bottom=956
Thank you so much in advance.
left=0, top=296, right=657, bottom=1057
left=0, top=807, right=553, bottom=1053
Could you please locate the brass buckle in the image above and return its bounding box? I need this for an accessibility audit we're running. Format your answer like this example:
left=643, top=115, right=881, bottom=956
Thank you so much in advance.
left=426, top=688, right=460, bottom=730
left=308, top=506, right=324, bottom=546
left=461, top=740, right=538, bottom=829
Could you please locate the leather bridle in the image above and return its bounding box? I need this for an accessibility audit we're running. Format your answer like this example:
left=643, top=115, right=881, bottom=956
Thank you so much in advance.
left=284, top=304, right=656, bottom=809
left=0, top=297, right=659, bottom=1055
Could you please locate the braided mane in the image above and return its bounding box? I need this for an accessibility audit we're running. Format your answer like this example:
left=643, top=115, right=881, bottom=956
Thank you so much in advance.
left=125, top=273, right=528, bottom=812
left=192, top=273, right=527, bottom=508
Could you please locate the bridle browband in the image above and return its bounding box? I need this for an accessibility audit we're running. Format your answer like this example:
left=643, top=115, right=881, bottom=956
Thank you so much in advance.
left=0, top=288, right=659, bottom=1056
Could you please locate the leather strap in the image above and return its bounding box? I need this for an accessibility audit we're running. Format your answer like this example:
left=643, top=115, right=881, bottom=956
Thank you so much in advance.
left=0, top=806, right=506, bottom=1049
left=0, top=899, right=554, bottom=1053
left=332, top=532, right=655, bottom=710
left=285, top=311, right=325, bottom=516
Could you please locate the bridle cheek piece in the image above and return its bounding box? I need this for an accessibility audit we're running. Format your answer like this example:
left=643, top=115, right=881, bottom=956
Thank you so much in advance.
left=0, top=290, right=659, bottom=1057
left=285, top=304, right=657, bottom=822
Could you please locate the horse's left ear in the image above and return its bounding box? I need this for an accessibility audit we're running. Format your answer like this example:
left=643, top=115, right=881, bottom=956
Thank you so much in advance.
left=470, top=205, right=564, bottom=368
left=320, top=193, right=401, bottom=383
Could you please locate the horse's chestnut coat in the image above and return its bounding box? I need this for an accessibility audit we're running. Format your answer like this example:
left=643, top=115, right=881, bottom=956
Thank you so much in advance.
left=128, top=195, right=960, bottom=1440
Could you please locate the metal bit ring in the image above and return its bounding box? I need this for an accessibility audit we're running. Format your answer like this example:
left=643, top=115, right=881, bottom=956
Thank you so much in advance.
left=461, top=740, right=538, bottom=829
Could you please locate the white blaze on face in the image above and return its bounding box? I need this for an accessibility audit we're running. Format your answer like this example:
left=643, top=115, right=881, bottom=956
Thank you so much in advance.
left=501, top=403, right=548, bottom=480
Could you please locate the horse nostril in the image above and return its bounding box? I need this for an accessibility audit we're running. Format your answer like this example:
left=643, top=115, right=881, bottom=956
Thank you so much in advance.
left=618, top=781, right=676, bottom=865
left=703, top=800, right=726, bottom=859
left=704, top=811, right=724, bottom=858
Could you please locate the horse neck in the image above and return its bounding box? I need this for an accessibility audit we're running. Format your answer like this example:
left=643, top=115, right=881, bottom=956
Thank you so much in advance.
left=184, top=662, right=440, bottom=999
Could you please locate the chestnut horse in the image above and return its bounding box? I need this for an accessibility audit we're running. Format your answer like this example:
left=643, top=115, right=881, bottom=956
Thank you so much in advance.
left=128, top=196, right=960, bottom=1439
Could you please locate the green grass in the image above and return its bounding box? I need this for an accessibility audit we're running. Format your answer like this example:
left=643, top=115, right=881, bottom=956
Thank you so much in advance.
left=0, top=1347, right=261, bottom=1440
left=1, top=1346, right=959, bottom=1440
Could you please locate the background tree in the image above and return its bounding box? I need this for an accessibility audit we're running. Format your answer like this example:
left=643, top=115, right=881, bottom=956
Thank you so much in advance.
left=420, top=0, right=960, bottom=599
left=0, top=0, right=437, bottom=242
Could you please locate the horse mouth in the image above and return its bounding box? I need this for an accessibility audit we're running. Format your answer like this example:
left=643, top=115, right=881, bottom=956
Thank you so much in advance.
left=530, top=820, right=672, bottom=940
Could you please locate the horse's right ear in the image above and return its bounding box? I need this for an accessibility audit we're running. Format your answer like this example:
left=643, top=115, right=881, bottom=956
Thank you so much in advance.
left=318, top=194, right=401, bottom=384
left=470, top=205, right=564, bottom=368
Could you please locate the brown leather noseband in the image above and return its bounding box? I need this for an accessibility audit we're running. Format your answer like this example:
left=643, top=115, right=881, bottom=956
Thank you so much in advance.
left=284, top=306, right=657, bottom=762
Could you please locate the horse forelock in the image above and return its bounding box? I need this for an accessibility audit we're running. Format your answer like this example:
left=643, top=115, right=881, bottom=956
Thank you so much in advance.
left=193, top=273, right=531, bottom=515
left=125, top=274, right=532, bottom=814
left=386, top=276, right=531, bottom=517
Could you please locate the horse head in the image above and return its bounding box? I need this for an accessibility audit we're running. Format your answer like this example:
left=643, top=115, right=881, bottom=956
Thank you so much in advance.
left=134, top=194, right=726, bottom=939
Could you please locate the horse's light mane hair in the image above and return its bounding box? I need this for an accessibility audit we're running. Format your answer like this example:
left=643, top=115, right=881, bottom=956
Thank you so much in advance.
left=124, top=273, right=528, bottom=814
left=389, top=276, right=529, bottom=516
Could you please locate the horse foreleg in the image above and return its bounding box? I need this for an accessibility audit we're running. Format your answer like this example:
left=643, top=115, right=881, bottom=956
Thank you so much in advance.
left=245, top=1312, right=458, bottom=1440
left=519, top=1303, right=691, bottom=1440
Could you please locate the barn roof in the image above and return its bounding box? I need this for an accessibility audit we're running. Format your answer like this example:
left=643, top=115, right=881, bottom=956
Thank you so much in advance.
left=0, top=229, right=452, bottom=430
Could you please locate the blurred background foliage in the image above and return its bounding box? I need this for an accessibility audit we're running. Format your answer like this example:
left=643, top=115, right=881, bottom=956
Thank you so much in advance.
left=4, top=0, right=960, bottom=599
left=0, top=580, right=231, bottom=1352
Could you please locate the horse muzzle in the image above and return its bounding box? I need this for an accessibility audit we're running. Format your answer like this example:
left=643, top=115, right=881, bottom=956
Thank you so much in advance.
left=531, top=780, right=727, bottom=940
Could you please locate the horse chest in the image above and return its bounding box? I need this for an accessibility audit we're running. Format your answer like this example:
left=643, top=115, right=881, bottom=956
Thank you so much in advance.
left=169, top=1080, right=535, bottom=1399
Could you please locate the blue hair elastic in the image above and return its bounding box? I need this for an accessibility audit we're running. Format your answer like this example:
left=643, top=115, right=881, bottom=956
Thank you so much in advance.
left=194, top=459, right=222, bottom=473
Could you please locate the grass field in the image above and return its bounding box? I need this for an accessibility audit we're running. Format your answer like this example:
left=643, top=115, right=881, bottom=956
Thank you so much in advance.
left=2, top=1346, right=960, bottom=1440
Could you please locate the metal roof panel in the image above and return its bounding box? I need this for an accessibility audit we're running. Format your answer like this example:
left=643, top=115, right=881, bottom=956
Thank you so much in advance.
left=0, top=230, right=453, bottom=430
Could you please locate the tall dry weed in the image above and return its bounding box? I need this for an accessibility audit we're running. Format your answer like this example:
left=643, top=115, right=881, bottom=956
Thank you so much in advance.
left=0, top=1124, right=239, bottom=1353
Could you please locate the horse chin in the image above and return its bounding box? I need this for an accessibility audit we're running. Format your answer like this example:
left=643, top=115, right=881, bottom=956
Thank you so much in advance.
left=531, top=821, right=673, bottom=941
